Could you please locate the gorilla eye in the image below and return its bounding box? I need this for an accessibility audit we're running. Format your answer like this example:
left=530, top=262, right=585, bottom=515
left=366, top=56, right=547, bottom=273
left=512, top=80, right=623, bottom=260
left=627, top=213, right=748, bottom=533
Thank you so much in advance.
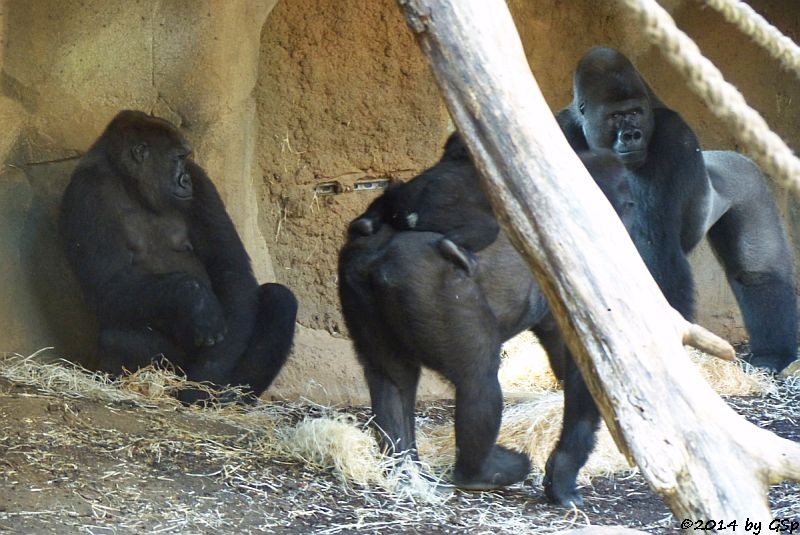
left=578, top=102, right=585, bottom=115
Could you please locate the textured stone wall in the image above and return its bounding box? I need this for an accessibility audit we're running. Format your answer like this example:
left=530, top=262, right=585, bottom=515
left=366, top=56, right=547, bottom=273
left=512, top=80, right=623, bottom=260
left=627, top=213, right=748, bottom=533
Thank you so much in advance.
left=0, top=0, right=278, bottom=366
left=1, top=0, right=797, bottom=402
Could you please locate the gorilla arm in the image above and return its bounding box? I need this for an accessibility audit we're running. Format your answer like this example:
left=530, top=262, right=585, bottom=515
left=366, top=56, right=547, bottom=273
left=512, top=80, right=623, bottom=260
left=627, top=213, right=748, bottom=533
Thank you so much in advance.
left=182, top=161, right=261, bottom=381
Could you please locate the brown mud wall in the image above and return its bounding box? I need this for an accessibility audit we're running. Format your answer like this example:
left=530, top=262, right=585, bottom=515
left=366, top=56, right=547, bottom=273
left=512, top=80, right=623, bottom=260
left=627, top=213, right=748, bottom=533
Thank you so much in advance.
left=1, top=0, right=797, bottom=402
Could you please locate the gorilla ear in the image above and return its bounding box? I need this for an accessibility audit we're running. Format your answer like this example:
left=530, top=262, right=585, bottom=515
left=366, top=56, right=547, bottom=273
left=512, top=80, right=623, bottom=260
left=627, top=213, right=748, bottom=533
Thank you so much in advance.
left=131, top=143, right=149, bottom=164
left=578, top=101, right=586, bottom=115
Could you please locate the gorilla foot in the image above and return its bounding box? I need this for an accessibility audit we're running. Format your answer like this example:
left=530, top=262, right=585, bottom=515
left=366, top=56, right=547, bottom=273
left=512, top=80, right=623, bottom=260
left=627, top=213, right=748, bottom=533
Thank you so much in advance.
left=744, top=352, right=795, bottom=374
left=543, top=450, right=584, bottom=507
left=349, top=217, right=378, bottom=236
left=451, top=445, right=530, bottom=490
left=437, top=238, right=478, bottom=275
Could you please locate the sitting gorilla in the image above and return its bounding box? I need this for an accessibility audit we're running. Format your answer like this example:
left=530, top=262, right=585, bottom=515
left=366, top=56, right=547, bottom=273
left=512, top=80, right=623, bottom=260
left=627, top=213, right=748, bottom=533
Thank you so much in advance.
left=339, top=134, right=636, bottom=505
left=558, top=46, right=796, bottom=372
left=59, top=110, right=297, bottom=403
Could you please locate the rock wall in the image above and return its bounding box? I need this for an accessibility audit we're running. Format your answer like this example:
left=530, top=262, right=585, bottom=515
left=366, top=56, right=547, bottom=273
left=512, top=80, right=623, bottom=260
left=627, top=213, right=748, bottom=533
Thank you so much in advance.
left=0, top=0, right=278, bottom=366
left=1, top=0, right=797, bottom=402
left=261, top=0, right=799, bottom=400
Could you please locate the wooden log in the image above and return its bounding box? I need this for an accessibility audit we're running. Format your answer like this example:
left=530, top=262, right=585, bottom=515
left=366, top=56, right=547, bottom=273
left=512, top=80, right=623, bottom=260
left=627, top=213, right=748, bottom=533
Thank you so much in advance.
left=396, top=0, right=800, bottom=524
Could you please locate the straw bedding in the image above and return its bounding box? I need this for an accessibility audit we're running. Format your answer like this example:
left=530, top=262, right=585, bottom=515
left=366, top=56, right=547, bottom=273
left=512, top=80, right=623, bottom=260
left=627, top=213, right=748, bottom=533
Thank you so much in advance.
left=0, top=342, right=796, bottom=534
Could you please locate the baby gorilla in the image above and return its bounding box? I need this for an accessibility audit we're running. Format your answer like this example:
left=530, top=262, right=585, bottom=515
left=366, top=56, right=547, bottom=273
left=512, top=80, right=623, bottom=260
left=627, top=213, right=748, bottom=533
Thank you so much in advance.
left=350, top=134, right=498, bottom=274
left=350, top=134, right=633, bottom=274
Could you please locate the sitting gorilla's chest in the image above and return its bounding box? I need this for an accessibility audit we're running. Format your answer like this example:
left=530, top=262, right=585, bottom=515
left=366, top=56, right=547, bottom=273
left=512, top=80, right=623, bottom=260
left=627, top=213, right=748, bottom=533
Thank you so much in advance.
left=122, top=210, right=210, bottom=283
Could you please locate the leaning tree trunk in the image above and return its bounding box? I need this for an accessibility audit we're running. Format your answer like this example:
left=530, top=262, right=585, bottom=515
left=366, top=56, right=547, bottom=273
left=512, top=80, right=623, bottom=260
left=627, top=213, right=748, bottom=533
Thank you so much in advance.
left=396, top=0, right=800, bottom=525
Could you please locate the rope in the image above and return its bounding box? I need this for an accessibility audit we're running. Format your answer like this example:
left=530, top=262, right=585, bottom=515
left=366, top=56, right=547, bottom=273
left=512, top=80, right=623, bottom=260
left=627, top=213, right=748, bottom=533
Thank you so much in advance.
left=620, top=0, right=800, bottom=196
left=704, top=0, right=800, bottom=78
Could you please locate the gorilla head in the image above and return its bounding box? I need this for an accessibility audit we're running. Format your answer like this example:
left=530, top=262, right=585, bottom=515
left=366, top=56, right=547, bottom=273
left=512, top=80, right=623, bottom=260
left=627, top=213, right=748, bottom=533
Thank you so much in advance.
left=573, top=47, right=656, bottom=168
left=101, top=110, right=194, bottom=211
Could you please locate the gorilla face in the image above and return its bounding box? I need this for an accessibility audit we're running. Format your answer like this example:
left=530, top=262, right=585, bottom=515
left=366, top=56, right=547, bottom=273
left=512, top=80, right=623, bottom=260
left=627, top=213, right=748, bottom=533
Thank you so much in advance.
left=580, top=96, right=654, bottom=169
left=133, top=135, right=194, bottom=209
left=574, top=47, right=655, bottom=169
left=105, top=110, right=194, bottom=212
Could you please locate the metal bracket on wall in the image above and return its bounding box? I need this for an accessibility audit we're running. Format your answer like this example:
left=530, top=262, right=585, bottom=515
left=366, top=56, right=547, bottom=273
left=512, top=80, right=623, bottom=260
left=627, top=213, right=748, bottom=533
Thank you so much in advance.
left=314, top=181, right=344, bottom=196
left=313, top=178, right=392, bottom=196
left=353, top=178, right=391, bottom=192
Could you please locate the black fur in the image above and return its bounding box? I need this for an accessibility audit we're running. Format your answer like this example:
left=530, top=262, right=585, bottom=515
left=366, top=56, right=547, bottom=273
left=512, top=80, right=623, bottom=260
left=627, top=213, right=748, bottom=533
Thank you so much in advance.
left=59, top=110, right=297, bottom=404
left=339, top=133, right=635, bottom=504
left=350, top=134, right=498, bottom=274
left=558, top=46, right=796, bottom=370
left=540, top=46, right=797, bottom=506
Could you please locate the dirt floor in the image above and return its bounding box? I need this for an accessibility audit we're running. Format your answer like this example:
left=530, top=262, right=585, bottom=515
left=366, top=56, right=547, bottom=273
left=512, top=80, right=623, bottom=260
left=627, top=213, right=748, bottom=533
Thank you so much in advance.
left=0, top=356, right=797, bottom=534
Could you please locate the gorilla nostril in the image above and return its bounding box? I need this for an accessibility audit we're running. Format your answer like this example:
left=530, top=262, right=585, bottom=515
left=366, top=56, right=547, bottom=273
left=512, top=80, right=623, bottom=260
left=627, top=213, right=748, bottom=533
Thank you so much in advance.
left=620, top=130, right=642, bottom=146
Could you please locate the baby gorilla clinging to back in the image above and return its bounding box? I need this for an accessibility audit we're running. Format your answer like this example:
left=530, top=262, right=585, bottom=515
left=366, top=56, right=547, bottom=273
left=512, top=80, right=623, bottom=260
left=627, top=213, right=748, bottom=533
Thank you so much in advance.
left=349, top=133, right=498, bottom=274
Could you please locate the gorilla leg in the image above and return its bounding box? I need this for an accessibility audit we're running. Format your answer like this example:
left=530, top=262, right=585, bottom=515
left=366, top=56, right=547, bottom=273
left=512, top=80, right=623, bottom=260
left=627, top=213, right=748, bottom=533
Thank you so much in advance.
left=543, top=356, right=600, bottom=507
left=363, top=357, right=421, bottom=459
left=227, top=283, right=298, bottom=400
left=708, top=209, right=796, bottom=370
left=450, top=345, right=530, bottom=490
left=533, top=316, right=600, bottom=507
left=178, top=283, right=297, bottom=404
left=706, top=151, right=797, bottom=371
left=98, top=327, right=187, bottom=374
left=531, top=313, right=567, bottom=381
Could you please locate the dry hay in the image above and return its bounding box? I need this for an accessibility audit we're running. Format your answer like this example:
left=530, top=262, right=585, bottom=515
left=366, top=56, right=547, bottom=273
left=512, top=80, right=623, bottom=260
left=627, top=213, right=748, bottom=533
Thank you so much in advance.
left=0, top=344, right=794, bottom=534
left=489, top=333, right=778, bottom=480
left=0, top=342, right=779, bottom=486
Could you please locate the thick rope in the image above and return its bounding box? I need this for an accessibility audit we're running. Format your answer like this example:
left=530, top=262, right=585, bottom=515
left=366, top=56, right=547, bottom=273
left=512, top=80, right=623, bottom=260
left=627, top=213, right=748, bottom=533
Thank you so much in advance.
left=620, top=0, right=800, bottom=196
left=704, top=0, right=800, bottom=78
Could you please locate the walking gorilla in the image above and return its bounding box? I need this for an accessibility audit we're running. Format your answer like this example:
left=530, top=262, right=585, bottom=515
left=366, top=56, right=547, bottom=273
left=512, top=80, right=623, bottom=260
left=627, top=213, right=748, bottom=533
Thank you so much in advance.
left=558, top=46, right=797, bottom=372
left=340, top=47, right=796, bottom=508
left=339, top=133, right=635, bottom=502
left=60, top=110, right=297, bottom=404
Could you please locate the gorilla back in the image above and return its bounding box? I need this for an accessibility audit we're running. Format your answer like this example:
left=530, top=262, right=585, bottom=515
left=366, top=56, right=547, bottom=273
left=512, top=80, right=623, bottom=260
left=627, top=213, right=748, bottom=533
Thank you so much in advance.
left=340, top=225, right=548, bottom=491
left=339, top=134, right=638, bottom=505
left=59, top=110, right=297, bottom=403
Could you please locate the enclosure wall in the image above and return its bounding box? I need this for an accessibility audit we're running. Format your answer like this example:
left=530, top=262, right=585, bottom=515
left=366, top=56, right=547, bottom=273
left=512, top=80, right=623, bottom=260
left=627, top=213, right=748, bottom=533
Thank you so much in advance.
left=0, top=0, right=797, bottom=402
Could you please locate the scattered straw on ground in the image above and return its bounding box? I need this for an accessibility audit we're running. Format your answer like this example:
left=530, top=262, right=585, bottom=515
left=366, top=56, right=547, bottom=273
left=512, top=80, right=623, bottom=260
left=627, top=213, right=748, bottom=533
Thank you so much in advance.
left=0, top=345, right=796, bottom=534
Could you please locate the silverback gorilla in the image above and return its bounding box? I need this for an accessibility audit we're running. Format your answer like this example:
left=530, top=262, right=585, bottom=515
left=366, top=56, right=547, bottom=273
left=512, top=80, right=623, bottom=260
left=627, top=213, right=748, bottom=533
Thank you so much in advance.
left=339, top=134, right=636, bottom=505
left=557, top=46, right=797, bottom=372
left=340, top=47, right=796, bottom=508
left=60, top=110, right=297, bottom=404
